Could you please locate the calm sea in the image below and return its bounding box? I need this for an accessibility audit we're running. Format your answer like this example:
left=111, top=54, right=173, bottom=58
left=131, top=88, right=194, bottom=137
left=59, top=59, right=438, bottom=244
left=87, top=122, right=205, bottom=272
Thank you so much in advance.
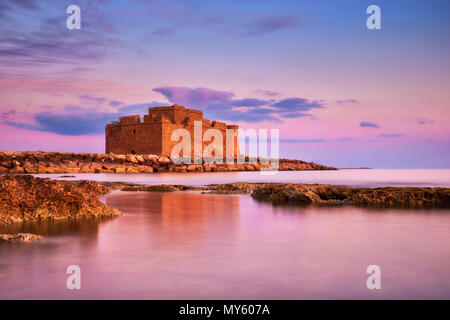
left=0, top=169, right=449, bottom=299
left=31, top=168, right=450, bottom=187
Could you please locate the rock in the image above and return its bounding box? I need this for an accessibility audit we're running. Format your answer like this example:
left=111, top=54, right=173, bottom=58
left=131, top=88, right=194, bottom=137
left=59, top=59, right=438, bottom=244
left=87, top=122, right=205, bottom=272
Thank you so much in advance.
left=174, top=165, right=187, bottom=173
left=135, top=155, right=145, bottom=163
left=143, top=155, right=159, bottom=163
left=79, top=164, right=94, bottom=173
left=89, top=162, right=103, bottom=170
left=10, top=166, right=25, bottom=174
left=1, top=160, right=10, bottom=167
left=115, top=154, right=126, bottom=161
left=158, top=157, right=171, bottom=165
left=126, top=155, right=138, bottom=164
left=0, top=233, right=43, bottom=243
left=23, top=161, right=36, bottom=173
left=0, top=175, right=120, bottom=224
left=245, top=164, right=255, bottom=171
left=65, top=167, right=80, bottom=174
left=121, top=184, right=203, bottom=192
left=250, top=184, right=450, bottom=208
left=186, top=164, right=195, bottom=172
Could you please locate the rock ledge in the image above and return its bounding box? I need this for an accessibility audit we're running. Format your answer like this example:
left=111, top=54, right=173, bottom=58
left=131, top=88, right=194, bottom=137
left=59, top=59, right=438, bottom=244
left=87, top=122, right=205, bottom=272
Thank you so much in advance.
left=0, top=175, right=120, bottom=224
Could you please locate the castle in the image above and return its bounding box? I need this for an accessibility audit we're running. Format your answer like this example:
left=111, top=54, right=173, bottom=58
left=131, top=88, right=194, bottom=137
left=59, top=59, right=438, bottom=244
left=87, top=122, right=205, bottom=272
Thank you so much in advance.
left=105, top=105, right=239, bottom=158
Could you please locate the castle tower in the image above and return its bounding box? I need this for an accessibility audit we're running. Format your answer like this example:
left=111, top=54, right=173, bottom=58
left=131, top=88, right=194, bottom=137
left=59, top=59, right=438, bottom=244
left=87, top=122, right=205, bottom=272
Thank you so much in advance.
left=105, top=104, right=240, bottom=159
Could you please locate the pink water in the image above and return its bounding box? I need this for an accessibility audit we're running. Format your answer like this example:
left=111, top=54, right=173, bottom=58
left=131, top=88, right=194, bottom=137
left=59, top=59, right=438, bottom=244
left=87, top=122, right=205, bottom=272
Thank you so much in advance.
left=32, top=169, right=450, bottom=187
left=1, top=169, right=450, bottom=299
left=0, top=190, right=449, bottom=299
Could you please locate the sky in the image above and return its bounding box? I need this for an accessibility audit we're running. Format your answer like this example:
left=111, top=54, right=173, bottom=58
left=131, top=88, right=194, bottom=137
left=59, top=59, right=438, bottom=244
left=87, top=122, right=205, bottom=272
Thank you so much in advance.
left=0, top=0, right=449, bottom=168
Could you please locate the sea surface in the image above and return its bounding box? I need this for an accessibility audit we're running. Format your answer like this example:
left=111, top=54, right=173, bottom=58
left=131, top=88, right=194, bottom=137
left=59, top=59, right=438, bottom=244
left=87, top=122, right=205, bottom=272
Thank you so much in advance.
left=31, top=168, right=450, bottom=187
left=0, top=169, right=449, bottom=299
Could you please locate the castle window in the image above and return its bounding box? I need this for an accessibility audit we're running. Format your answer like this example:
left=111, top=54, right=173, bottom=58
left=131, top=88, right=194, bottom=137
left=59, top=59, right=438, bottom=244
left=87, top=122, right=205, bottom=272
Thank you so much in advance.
left=131, top=150, right=136, bottom=154
left=133, top=129, right=136, bottom=134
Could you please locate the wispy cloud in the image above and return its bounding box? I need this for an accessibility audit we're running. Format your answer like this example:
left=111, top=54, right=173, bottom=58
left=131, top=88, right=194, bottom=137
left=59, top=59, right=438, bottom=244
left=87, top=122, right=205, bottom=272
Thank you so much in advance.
left=153, top=86, right=324, bottom=123
left=79, top=94, right=107, bottom=104
left=417, top=119, right=435, bottom=125
left=239, top=16, right=297, bottom=37
left=281, top=138, right=326, bottom=143
left=281, top=137, right=355, bottom=143
left=3, top=102, right=164, bottom=135
left=271, top=98, right=323, bottom=112
left=378, top=133, right=404, bottom=138
left=230, top=98, right=268, bottom=107
left=0, top=1, right=120, bottom=76
left=153, top=86, right=235, bottom=107
left=360, top=121, right=380, bottom=128
left=336, top=99, right=358, bottom=105
left=254, top=89, right=279, bottom=97
left=109, top=100, right=124, bottom=107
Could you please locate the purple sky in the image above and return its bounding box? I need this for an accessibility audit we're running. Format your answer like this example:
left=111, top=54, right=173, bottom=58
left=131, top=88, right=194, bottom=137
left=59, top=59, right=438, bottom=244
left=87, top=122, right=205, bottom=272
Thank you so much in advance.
left=0, top=0, right=449, bottom=168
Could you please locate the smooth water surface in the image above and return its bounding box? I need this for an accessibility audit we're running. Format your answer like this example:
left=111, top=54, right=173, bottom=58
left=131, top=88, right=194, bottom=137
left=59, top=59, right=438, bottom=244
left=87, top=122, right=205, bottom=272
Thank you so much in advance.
left=32, top=169, right=450, bottom=187
left=1, top=190, right=449, bottom=299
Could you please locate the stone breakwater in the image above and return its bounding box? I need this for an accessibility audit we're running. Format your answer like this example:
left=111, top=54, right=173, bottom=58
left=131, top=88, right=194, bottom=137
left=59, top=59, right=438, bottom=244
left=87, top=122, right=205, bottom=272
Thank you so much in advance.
left=0, top=175, right=120, bottom=224
left=0, top=151, right=335, bottom=174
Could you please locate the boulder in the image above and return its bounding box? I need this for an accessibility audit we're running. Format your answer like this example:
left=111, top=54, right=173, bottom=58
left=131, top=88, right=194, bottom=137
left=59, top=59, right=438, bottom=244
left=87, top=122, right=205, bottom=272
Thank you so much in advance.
left=158, top=157, right=171, bottom=165
left=135, top=155, right=145, bottom=163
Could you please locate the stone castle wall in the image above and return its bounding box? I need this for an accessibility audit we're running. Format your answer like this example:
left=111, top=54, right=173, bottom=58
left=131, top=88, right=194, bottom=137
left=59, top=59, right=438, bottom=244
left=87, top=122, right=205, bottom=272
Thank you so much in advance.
left=105, top=105, right=239, bottom=158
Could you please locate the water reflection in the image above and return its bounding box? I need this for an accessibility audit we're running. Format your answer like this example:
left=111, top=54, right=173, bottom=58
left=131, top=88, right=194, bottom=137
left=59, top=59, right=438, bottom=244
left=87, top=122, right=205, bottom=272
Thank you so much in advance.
left=104, top=191, right=240, bottom=246
left=32, top=169, right=450, bottom=187
left=0, top=217, right=115, bottom=237
left=0, top=191, right=449, bottom=299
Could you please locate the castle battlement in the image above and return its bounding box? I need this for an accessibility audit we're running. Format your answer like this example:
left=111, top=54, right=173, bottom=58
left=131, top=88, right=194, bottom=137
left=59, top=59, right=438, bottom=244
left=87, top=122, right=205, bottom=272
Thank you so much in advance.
left=106, top=104, right=239, bottom=157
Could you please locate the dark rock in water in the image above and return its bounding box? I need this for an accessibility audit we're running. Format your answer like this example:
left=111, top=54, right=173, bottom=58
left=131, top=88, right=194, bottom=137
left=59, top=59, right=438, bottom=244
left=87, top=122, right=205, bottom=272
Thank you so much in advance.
left=121, top=184, right=203, bottom=192
left=250, top=184, right=450, bottom=208
left=0, top=233, right=43, bottom=243
left=0, top=175, right=121, bottom=224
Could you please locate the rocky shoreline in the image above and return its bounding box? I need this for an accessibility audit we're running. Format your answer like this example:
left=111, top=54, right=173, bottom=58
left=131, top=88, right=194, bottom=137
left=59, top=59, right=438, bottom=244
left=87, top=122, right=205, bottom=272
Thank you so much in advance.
left=1, top=175, right=449, bottom=227
left=249, top=183, right=450, bottom=208
left=86, top=181, right=450, bottom=208
left=0, top=150, right=335, bottom=174
left=0, top=175, right=120, bottom=224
